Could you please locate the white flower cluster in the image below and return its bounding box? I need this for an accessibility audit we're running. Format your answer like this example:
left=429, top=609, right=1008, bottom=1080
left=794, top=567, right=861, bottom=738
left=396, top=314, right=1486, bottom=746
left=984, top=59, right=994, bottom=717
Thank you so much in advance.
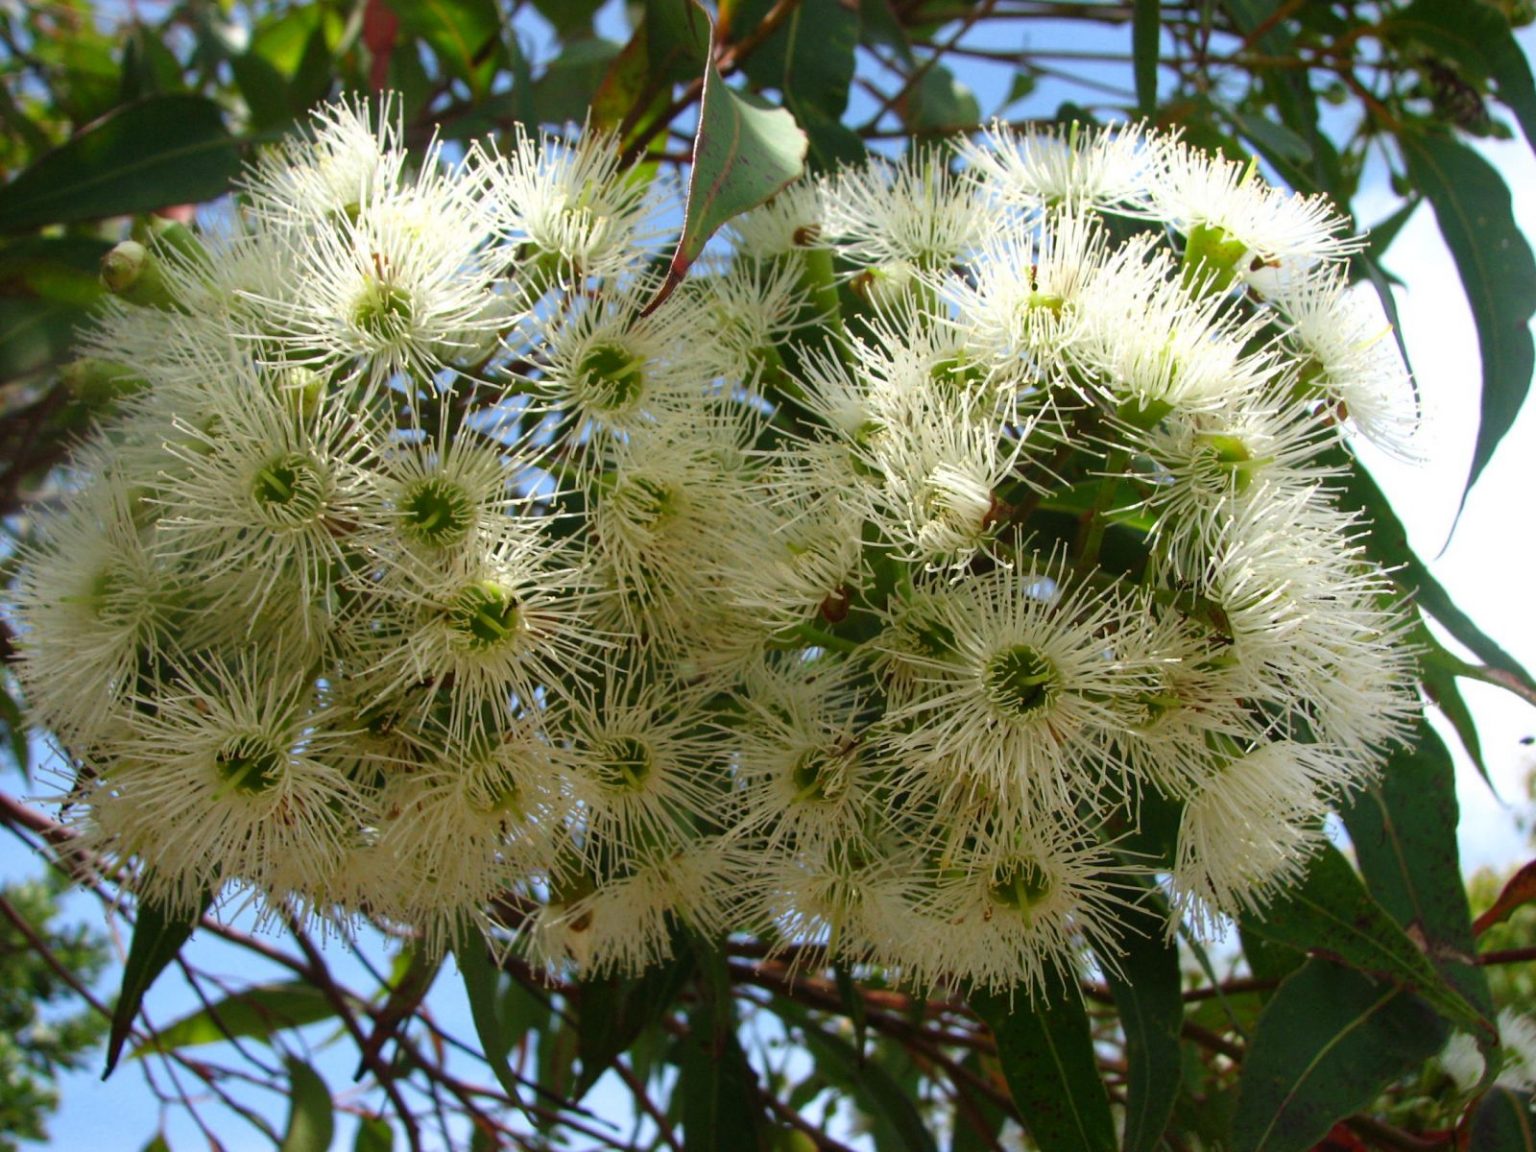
left=14, top=101, right=1422, bottom=994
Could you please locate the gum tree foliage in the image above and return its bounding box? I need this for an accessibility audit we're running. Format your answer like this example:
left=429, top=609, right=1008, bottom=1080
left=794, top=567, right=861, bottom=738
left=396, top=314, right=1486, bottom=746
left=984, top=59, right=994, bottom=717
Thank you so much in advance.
left=2, top=2, right=1536, bottom=1151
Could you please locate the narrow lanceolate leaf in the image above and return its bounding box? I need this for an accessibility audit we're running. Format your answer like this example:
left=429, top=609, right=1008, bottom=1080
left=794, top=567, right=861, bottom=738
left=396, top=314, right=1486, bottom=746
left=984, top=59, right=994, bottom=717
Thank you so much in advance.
left=1103, top=898, right=1183, bottom=1152
left=972, top=985, right=1116, bottom=1152
left=1231, top=960, right=1445, bottom=1152
left=1342, top=720, right=1494, bottom=1019
left=105, top=887, right=211, bottom=1078
left=1399, top=130, right=1536, bottom=511
left=773, top=999, right=939, bottom=1152
left=1473, top=859, right=1536, bottom=938
left=279, top=1058, right=335, bottom=1152
left=1132, top=0, right=1161, bottom=117
left=129, top=980, right=339, bottom=1058
left=0, top=96, right=241, bottom=234
left=1239, top=843, right=1489, bottom=1040
left=641, top=1, right=808, bottom=315
left=1467, top=1087, right=1536, bottom=1152
left=1335, top=454, right=1536, bottom=703
left=454, top=935, right=526, bottom=1103
left=678, top=946, right=767, bottom=1152
left=573, top=939, right=695, bottom=1098
left=1390, top=0, right=1536, bottom=154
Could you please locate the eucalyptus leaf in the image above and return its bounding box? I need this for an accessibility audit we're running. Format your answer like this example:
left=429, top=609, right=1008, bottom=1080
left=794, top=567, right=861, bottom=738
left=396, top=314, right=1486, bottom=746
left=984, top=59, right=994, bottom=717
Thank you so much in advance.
left=279, top=1057, right=334, bottom=1152
left=0, top=95, right=240, bottom=234
left=129, top=980, right=338, bottom=1058
left=641, top=3, right=807, bottom=315
left=1231, top=960, right=1444, bottom=1152
left=1399, top=130, right=1536, bottom=513
left=105, top=887, right=211, bottom=1078
left=971, top=984, right=1116, bottom=1152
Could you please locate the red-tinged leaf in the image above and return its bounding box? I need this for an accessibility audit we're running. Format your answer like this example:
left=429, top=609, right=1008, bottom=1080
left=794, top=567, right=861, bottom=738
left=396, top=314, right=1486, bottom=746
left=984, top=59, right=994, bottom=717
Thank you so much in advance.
left=364, top=0, right=399, bottom=91
left=1474, top=860, right=1536, bottom=937
left=641, top=1, right=807, bottom=316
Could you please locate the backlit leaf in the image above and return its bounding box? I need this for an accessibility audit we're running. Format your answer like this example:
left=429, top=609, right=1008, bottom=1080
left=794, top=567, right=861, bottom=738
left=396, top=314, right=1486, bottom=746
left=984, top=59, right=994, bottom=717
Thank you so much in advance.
left=0, top=95, right=240, bottom=234
left=1399, top=130, right=1536, bottom=512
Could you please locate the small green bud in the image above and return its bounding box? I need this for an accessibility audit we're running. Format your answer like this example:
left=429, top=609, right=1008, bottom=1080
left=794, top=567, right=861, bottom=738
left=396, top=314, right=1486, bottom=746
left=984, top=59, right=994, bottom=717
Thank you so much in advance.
left=101, top=241, right=177, bottom=308
left=60, top=358, right=147, bottom=407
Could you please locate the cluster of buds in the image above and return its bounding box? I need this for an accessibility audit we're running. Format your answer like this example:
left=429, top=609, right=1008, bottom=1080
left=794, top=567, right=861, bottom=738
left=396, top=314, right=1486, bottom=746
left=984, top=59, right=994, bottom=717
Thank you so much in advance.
left=13, top=100, right=1421, bottom=994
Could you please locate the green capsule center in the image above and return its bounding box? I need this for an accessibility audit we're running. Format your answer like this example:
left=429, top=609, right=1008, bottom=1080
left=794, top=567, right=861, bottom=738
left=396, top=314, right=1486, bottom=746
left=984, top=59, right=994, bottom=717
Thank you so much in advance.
left=578, top=342, right=647, bottom=411
left=594, top=735, right=652, bottom=792
left=448, top=581, right=521, bottom=650
left=353, top=278, right=413, bottom=341
left=400, top=475, right=475, bottom=548
left=252, top=452, right=328, bottom=527
left=214, top=734, right=285, bottom=795
left=988, top=859, right=1052, bottom=914
left=983, top=644, right=1057, bottom=718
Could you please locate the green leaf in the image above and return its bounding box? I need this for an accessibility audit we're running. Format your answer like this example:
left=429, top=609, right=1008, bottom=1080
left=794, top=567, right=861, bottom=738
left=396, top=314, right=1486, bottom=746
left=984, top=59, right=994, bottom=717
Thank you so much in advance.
left=733, top=0, right=863, bottom=169
left=905, top=63, right=981, bottom=133
left=390, top=0, right=504, bottom=96
left=857, top=0, right=914, bottom=66
left=0, top=95, right=241, bottom=234
left=1390, top=0, right=1536, bottom=153
left=454, top=935, right=527, bottom=1103
left=678, top=946, right=766, bottom=1152
left=354, top=1115, right=393, bottom=1152
left=832, top=961, right=867, bottom=1057
left=1336, top=455, right=1536, bottom=702
left=645, top=0, right=711, bottom=87
left=641, top=3, right=807, bottom=315
left=279, top=1057, right=334, bottom=1152
left=951, top=1047, right=1010, bottom=1152
left=1468, top=1088, right=1536, bottom=1152
left=1341, top=719, right=1494, bottom=1018
left=130, top=980, right=338, bottom=1058
left=1132, top=0, right=1160, bottom=117
left=574, top=938, right=695, bottom=1098
left=774, top=999, right=939, bottom=1152
left=971, top=984, right=1116, bottom=1152
left=1104, top=898, right=1183, bottom=1152
left=1230, top=110, right=1312, bottom=163
left=1217, top=0, right=1345, bottom=197
left=0, top=681, right=30, bottom=781
left=105, top=887, right=211, bottom=1078
left=1399, top=129, right=1536, bottom=510
left=534, top=39, right=624, bottom=124
left=1231, top=960, right=1445, bottom=1152
left=531, top=0, right=605, bottom=41
left=1239, top=843, right=1488, bottom=1038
